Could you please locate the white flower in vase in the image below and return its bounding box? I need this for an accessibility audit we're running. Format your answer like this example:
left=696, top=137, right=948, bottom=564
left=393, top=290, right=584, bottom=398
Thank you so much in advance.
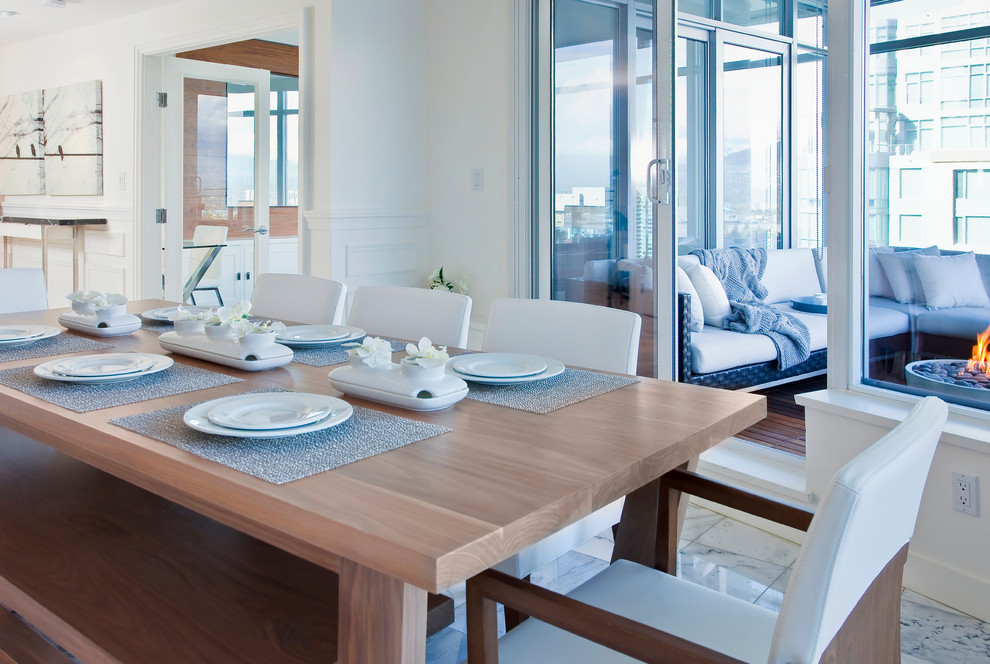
left=403, top=337, right=449, bottom=369
left=344, top=336, right=395, bottom=368
left=169, top=305, right=210, bottom=322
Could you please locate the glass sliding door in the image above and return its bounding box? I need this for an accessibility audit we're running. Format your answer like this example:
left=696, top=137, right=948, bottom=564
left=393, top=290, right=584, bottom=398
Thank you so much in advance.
left=676, top=31, right=710, bottom=254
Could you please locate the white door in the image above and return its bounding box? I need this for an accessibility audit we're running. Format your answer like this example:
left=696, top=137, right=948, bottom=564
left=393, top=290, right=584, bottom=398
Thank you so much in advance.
left=162, top=58, right=271, bottom=305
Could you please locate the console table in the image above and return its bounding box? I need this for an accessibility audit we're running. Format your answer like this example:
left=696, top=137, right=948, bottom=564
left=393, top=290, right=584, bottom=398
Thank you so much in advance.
left=0, top=216, right=107, bottom=291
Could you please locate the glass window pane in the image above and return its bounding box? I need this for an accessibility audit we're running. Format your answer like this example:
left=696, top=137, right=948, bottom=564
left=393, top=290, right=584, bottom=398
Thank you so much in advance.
left=679, top=0, right=711, bottom=20
left=795, top=46, right=826, bottom=250
left=722, top=0, right=781, bottom=36
left=722, top=44, right=783, bottom=249
left=676, top=36, right=709, bottom=254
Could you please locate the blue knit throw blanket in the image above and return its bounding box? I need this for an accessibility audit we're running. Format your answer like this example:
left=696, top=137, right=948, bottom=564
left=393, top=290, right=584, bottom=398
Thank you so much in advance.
left=691, top=247, right=811, bottom=370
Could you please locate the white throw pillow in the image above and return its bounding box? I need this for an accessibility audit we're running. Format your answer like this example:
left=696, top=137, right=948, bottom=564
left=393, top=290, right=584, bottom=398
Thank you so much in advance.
left=686, top=263, right=731, bottom=327
left=914, top=252, right=990, bottom=309
left=868, top=246, right=895, bottom=298
left=676, top=266, right=705, bottom=333
left=876, top=246, right=940, bottom=304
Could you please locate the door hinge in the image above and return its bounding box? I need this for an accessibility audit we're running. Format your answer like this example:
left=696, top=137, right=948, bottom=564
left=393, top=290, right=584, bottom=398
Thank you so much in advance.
left=155, top=208, right=167, bottom=224
left=157, top=92, right=168, bottom=108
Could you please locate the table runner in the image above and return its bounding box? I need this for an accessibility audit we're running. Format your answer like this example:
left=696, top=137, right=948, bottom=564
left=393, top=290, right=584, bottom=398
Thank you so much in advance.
left=141, top=320, right=174, bottom=333
left=0, top=363, right=243, bottom=412
left=111, top=396, right=451, bottom=484
left=0, top=334, right=112, bottom=363
left=465, top=368, right=639, bottom=414
left=290, top=337, right=408, bottom=367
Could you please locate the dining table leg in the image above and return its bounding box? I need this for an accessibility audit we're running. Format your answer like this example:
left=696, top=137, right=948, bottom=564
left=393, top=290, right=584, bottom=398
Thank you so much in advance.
left=338, top=558, right=427, bottom=664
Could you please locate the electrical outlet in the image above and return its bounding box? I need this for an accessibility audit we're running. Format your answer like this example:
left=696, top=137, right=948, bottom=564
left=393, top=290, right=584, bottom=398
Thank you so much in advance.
left=952, top=472, right=979, bottom=516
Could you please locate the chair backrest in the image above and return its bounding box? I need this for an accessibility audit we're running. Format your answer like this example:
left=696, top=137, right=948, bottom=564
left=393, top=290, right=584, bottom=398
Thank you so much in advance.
left=251, top=273, right=347, bottom=325
left=482, top=298, right=642, bottom=374
left=769, top=396, right=948, bottom=664
left=347, top=286, right=472, bottom=347
left=0, top=268, right=48, bottom=314
left=187, top=225, right=228, bottom=284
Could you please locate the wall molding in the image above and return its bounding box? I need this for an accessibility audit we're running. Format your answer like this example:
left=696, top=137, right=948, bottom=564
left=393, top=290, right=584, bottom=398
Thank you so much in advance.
left=906, top=551, right=990, bottom=623
left=303, top=209, right=429, bottom=234
left=0, top=203, right=131, bottom=223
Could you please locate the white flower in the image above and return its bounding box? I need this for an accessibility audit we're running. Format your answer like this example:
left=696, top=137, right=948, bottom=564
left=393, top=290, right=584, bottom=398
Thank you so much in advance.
left=229, top=317, right=256, bottom=337
left=427, top=267, right=469, bottom=295
left=217, top=300, right=252, bottom=325
left=170, top=305, right=210, bottom=322
left=67, top=290, right=101, bottom=303
left=404, top=337, right=449, bottom=368
left=344, top=336, right=394, bottom=368
left=67, top=291, right=126, bottom=311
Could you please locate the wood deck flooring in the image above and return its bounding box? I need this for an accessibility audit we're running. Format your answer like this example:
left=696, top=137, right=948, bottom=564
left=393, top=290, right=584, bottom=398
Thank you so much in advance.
left=734, top=375, right=827, bottom=458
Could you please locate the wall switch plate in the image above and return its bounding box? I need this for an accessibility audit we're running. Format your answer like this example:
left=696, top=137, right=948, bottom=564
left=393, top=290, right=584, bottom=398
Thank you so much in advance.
left=118, top=172, right=126, bottom=191
left=952, top=472, right=979, bottom=516
left=471, top=168, right=484, bottom=191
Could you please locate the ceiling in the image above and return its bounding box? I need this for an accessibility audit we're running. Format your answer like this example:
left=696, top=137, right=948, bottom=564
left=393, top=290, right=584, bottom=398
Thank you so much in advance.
left=0, top=0, right=185, bottom=45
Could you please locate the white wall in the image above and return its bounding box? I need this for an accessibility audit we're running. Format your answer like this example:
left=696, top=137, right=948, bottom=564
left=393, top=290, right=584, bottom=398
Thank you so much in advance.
left=800, top=390, right=990, bottom=623
left=425, top=0, right=515, bottom=326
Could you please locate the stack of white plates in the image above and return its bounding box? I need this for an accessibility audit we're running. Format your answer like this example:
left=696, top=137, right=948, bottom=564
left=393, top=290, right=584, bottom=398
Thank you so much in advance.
left=275, top=325, right=366, bottom=348
left=183, top=392, right=353, bottom=438
left=0, top=325, right=60, bottom=347
left=446, top=353, right=565, bottom=385
left=140, top=306, right=213, bottom=322
left=34, top=353, right=174, bottom=383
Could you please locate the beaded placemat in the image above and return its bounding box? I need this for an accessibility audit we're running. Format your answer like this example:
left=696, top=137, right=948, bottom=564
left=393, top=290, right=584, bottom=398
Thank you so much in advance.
left=464, top=368, right=639, bottom=414
left=0, top=363, right=243, bottom=412
left=0, top=334, right=112, bottom=363
left=111, top=398, right=451, bottom=484
left=290, top=337, right=408, bottom=367
left=141, top=320, right=174, bottom=333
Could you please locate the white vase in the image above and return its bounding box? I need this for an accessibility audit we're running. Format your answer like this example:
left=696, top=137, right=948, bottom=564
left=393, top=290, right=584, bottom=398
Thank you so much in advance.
left=401, top=359, right=445, bottom=382
left=240, top=331, right=277, bottom=350
left=173, top=319, right=205, bottom=336
left=71, top=300, right=95, bottom=316
left=94, top=304, right=127, bottom=325
left=204, top=323, right=234, bottom=340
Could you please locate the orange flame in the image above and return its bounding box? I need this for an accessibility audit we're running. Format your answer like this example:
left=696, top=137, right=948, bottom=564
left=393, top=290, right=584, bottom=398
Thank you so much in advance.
left=968, top=324, right=990, bottom=376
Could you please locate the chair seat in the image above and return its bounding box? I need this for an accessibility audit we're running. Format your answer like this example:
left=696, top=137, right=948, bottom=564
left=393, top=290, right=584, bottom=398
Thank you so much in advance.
left=497, top=559, right=778, bottom=664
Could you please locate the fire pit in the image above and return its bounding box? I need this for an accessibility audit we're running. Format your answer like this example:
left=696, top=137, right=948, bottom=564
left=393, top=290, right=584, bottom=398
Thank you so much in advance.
left=905, top=325, right=990, bottom=407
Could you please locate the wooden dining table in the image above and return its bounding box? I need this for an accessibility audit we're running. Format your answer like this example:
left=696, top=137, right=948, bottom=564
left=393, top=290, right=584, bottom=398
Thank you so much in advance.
left=0, top=300, right=765, bottom=663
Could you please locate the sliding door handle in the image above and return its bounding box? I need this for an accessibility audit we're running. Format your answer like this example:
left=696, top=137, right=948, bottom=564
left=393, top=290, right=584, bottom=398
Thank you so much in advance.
left=646, top=158, right=672, bottom=205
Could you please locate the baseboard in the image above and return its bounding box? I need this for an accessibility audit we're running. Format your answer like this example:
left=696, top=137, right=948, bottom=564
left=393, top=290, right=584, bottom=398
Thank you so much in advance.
left=904, top=550, right=990, bottom=623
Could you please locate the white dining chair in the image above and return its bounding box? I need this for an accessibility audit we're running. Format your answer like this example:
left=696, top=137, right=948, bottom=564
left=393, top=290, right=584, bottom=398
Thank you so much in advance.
left=482, top=298, right=642, bottom=374
left=251, top=273, right=347, bottom=325
left=467, top=396, right=949, bottom=664
left=347, top=286, right=472, bottom=347
left=186, top=225, right=228, bottom=306
left=481, top=298, right=642, bottom=626
left=0, top=268, right=48, bottom=314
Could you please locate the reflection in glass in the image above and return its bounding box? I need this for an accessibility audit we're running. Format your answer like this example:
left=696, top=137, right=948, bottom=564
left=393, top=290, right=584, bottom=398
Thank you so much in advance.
left=676, top=37, right=709, bottom=254
left=722, top=0, right=781, bottom=35
left=722, top=44, right=783, bottom=249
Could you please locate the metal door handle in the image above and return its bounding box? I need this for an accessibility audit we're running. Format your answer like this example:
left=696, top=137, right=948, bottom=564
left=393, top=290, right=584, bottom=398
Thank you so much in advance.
left=241, top=227, right=269, bottom=235
left=646, top=158, right=661, bottom=205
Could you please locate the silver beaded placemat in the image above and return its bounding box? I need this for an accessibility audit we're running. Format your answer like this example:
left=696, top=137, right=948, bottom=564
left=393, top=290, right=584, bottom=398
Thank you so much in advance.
left=0, top=363, right=244, bottom=412
left=111, top=398, right=451, bottom=484
left=0, top=334, right=112, bottom=362
left=465, top=368, right=639, bottom=414
left=141, top=320, right=173, bottom=333
left=290, top=337, right=408, bottom=367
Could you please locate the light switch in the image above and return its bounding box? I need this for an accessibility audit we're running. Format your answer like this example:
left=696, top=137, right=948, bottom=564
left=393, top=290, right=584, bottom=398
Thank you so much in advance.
left=472, top=168, right=484, bottom=191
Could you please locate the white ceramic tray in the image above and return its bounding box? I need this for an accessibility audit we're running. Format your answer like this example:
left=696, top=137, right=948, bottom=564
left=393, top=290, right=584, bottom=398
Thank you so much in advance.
left=158, top=331, right=293, bottom=371
left=58, top=312, right=142, bottom=337
left=328, top=363, right=468, bottom=411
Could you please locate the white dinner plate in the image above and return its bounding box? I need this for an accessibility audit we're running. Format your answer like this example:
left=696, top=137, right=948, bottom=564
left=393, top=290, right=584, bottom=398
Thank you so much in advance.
left=0, top=325, right=60, bottom=346
left=276, top=325, right=366, bottom=347
left=207, top=392, right=337, bottom=431
left=446, top=355, right=566, bottom=385
left=34, top=353, right=174, bottom=384
left=140, top=306, right=213, bottom=322
left=449, top=353, right=549, bottom=379
left=184, top=393, right=353, bottom=438
left=50, top=354, right=156, bottom=378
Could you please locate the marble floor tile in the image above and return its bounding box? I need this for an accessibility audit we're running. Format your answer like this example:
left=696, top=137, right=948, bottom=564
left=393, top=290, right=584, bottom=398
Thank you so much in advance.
left=681, top=504, right=725, bottom=542
left=753, top=565, right=791, bottom=612
left=694, top=517, right=800, bottom=567
left=530, top=558, right=556, bottom=591
left=678, top=541, right=787, bottom=604
left=554, top=550, right=610, bottom=595
left=443, top=580, right=467, bottom=607
left=900, top=590, right=990, bottom=664
left=425, top=625, right=467, bottom=664
left=571, top=534, right=613, bottom=561
left=901, top=653, right=937, bottom=664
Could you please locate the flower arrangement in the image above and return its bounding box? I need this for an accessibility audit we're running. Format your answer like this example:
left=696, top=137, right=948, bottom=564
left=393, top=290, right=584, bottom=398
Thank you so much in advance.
left=344, top=336, right=394, bottom=368
left=203, top=300, right=253, bottom=327
left=402, top=337, right=449, bottom=368
left=428, top=267, right=469, bottom=295
left=202, top=300, right=285, bottom=338
left=67, top=290, right=127, bottom=314
left=169, top=305, right=211, bottom=322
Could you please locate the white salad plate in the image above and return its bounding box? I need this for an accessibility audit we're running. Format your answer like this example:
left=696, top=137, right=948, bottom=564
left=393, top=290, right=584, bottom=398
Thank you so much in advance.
left=34, top=353, right=174, bottom=384
left=50, top=354, right=156, bottom=378
left=184, top=393, right=353, bottom=438
left=140, top=306, right=212, bottom=322
left=207, top=392, right=336, bottom=431
left=449, top=353, right=549, bottom=379
left=0, top=325, right=60, bottom=346
left=276, top=325, right=366, bottom=347
left=446, top=354, right=565, bottom=385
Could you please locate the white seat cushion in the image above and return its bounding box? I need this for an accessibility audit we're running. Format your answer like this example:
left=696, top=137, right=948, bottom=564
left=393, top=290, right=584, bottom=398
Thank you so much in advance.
left=867, top=302, right=911, bottom=338
left=498, top=559, right=777, bottom=664
left=689, top=326, right=779, bottom=374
